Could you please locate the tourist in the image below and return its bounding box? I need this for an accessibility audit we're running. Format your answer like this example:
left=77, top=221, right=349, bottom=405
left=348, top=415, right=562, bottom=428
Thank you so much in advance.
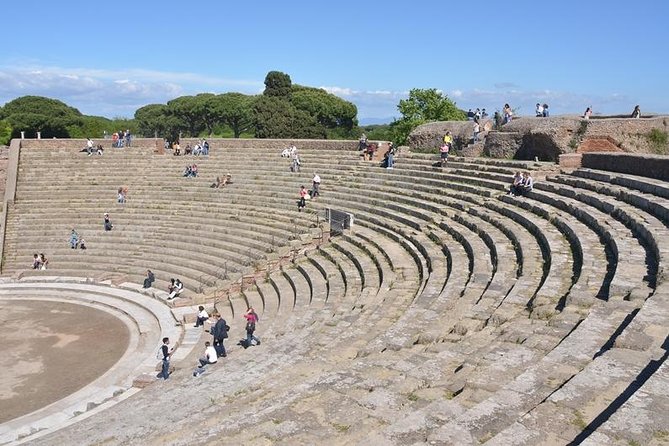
left=198, top=341, right=218, bottom=368
left=157, top=337, right=174, bottom=380
left=359, top=133, right=368, bottom=151
left=382, top=143, right=395, bottom=169
left=473, top=121, right=481, bottom=143
left=631, top=105, right=641, bottom=119
left=143, top=269, right=155, bottom=289
left=509, top=171, right=523, bottom=196
left=69, top=229, right=79, bottom=249
left=167, top=278, right=183, bottom=300
left=440, top=131, right=452, bottom=166
left=79, top=238, right=87, bottom=250
left=125, top=130, right=132, bottom=147
left=291, top=150, right=301, bottom=172
left=518, top=172, right=534, bottom=196
left=542, top=104, right=549, bottom=117
left=503, top=104, right=513, bottom=124
left=298, top=185, right=308, bottom=212
left=467, top=109, right=475, bottom=120
left=536, top=103, right=544, bottom=117
left=481, top=108, right=488, bottom=118
left=493, top=111, right=502, bottom=129
left=475, top=108, right=481, bottom=120
left=191, top=164, right=198, bottom=177
left=86, top=138, right=94, bottom=156
left=96, top=144, right=104, bottom=156
left=210, top=176, right=222, bottom=188
left=173, top=142, right=181, bottom=156
left=117, top=187, right=126, bottom=204
left=583, top=107, right=593, bottom=119
left=185, top=144, right=192, bottom=155
left=312, top=173, right=321, bottom=198
left=210, top=313, right=229, bottom=357
left=202, top=140, right=209, bottom=155
left=243, top=307, right=261, bottom=348
left=183, top=165, right=192, bottom=177
left=32, top=253, right=41, bottom=269
left=281, top=147, right=291, bottom=157
left=39, top=253, right=48, bottom=270
left=104, top=213, right=113, bottom=231
left=194, top=305, right=209, bottom=327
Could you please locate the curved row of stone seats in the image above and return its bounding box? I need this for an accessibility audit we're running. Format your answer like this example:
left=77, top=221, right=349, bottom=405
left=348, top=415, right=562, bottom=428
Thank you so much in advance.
left=0, top=279, right=190, bottom=445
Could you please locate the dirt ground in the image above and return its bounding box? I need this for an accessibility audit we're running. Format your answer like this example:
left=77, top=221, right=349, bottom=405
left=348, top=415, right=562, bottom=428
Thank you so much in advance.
left=0, top=299, right=130, bottom=423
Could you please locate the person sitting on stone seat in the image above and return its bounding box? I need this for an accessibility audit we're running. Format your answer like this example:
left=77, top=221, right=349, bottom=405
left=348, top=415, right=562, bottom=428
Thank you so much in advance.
left=173, top=143, right=181, bottom=156
left=39, top=253, right=48, bottom=270
left=191, top=164, right=198, bottom=177
left=79, top=238, right=87, bottom=250
left=183, top=165, right=192, bottom=177
left=509, top=171, right=523, bottom=196
left=194, top=305, right=209, bottom=327
left=32, top=253, right=41, bottom=269
left=197, top=341, right=218, bottom=368
left=168, top=278, right=183, bottom=300
left=184, top=144, right=192, bottom=155
left=518, top=172, right=534, bottom=196
left=210, top=176, right=222, bottom=188
left=96, top=144, right=104, bottom=155
left=143, top=269, right=155, bottom=289
left=192, top=143, right=202, bottom=156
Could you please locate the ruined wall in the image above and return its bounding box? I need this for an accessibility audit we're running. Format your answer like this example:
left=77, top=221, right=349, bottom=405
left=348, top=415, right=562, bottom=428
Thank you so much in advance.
left=581, top=152, right=669, bottom=181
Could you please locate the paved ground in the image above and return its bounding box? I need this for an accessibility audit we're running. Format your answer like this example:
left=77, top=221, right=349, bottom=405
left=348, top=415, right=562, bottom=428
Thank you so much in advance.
left=0, top=299, right=130, bottom=423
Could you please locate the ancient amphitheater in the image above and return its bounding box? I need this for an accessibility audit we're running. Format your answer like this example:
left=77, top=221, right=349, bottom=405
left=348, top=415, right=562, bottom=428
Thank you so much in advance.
left=0, top=133, right=667, bottom=446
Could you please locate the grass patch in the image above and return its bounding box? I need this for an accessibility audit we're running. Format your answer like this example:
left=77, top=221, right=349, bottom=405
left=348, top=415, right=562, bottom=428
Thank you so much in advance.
left=646, top=128, right=669, bottom=154
left=331, top=422, right=350, bottom=433
left=407, top=392, right=419, bottom=402
left=568, top=120, right=590, bottom=150
left=572, top=411, right=587, bottom=430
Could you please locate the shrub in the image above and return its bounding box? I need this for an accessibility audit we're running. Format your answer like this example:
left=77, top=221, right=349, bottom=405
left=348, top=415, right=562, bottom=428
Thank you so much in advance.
left=647, top=128, right=669, bottom=154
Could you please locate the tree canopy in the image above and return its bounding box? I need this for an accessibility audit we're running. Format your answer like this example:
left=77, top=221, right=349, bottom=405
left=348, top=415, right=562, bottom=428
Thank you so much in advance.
left=391, top=88, right=466, bottom=145
left=1, top=96, right=83, bottom=138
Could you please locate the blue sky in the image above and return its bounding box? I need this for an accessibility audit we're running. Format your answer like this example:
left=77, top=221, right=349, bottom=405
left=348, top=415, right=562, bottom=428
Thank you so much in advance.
left=1, top=0, right=667, bottom=123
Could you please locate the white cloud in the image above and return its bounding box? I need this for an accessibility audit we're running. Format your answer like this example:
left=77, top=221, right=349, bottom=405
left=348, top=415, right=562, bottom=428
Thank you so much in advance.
left=0, top=64, right=263, bottom=117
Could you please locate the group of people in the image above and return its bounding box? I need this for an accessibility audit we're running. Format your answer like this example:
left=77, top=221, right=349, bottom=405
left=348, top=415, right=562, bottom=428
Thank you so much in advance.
left=82, top=138, right=104, bottom=156
left=69, top=229, right=87, bottom=250
left=183, top=164, right=199, bottom=177
left=183, top=140, right=209, bottom=156
left=509, top=171, right=534, bottom=197
left=466, top=108, right=488, bottom=121
left=167, top=278, right=183, bottom=300
left=297, top=173, right=321, bottom=212
left=535, top=103, right=550, bottom=117
left=31, top=253, right=49, bottom=270
left=158, top=307, right=261, bottom=380
left=111, top=130, right=132, bottom=148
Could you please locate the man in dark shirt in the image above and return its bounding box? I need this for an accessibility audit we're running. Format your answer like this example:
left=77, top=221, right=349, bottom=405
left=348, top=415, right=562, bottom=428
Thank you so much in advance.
left=210, top=314, right=229, bottom=357
left=158, top=337, right=174, bottom=379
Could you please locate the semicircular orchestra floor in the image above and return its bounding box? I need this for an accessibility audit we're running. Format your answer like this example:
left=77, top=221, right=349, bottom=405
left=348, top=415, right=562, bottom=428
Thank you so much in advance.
left=0, top=299, right=130, bottom=424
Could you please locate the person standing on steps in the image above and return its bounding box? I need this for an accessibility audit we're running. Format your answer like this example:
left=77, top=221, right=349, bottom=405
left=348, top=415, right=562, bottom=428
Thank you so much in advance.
left=473, top=121, right=480, bottom=143
left=69, top=229, right=79, bottom=249
left=311, top=173, right=321, bottom=198
left=104, top=213, right=113, bottom=231
left=158, top=337, right=174, bottom=380
left=298, top=185, right=308, bottom=212
left=210, top=313, right=229, bottom=357
left=440, top=131, right=452, bottom=166
left=243, top=307, right=261, bottom=348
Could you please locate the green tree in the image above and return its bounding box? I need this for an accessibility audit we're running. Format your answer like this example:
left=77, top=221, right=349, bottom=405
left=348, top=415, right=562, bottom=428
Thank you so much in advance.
left=0, top=119, right=12, bottom=145
left=135, top=104, right=183, bottom=140
left=263, top=71, right=292, bottom=98
left=253, top=96, right=325, bottom=139
left=210, top=93, right=255, bottom=138
left=167, top=95, right=205, bottom=136
left=291, top=85, right=358, bottom=132
left=391, top=88, right=466, bottom=145
left=2, top=96, right=83, bottom=138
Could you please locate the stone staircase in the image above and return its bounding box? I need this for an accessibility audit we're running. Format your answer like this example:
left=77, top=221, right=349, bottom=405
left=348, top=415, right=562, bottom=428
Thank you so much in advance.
left=1, top=142, right=667, bottom=445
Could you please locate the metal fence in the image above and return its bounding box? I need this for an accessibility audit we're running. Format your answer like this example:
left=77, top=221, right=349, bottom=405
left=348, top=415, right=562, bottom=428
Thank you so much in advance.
left=325, top=208, right=354, bottom=236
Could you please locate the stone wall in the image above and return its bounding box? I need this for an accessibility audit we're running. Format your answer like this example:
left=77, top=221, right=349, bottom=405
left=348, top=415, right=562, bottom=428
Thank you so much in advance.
left=407, top=120, right=493, bottom=152
left=581, top=152, right=669, bottom=181
left=408, top=116, right=669, bottom=161
left=18, top=138, right=163, bottom=151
